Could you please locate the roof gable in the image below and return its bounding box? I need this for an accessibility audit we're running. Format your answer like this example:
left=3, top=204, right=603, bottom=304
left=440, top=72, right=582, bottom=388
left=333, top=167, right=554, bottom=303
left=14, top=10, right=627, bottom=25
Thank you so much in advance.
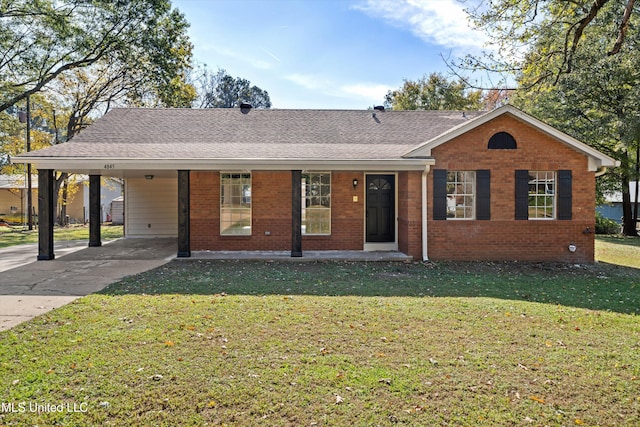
left=403, top=105, right=618, bottom=171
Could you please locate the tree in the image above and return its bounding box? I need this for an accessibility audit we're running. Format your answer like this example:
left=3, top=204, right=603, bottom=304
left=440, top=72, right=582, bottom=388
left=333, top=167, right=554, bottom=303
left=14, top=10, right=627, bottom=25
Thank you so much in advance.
left=0, top=0, right=193, bottom=112
left=455, top=0, right=638, bottom=88
left=510, top=9, right=640, bottom=236
left=384, top=73, right=483, bottom=111
left=1, top=0, right=195, bottom=225
left=196, top=68, right=271, bottom=109
left=45, top=6, right=193, bottom=224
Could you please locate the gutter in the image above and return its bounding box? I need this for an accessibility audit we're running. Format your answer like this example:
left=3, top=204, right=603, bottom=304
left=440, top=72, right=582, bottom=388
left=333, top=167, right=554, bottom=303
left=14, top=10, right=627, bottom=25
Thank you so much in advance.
left=10, top=156, right=435, bottom=173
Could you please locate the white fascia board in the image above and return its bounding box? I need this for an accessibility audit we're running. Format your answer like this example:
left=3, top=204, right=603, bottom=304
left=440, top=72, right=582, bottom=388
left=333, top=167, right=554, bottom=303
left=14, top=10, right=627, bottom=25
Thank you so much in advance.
left=11, top=156, right=435, bottom=173
left=404, top=105, right=619, bottom=171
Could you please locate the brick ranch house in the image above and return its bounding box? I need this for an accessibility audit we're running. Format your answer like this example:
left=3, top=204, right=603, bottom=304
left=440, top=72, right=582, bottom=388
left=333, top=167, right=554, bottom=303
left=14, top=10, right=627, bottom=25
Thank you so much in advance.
left=13, top=104, right=617, bottom=262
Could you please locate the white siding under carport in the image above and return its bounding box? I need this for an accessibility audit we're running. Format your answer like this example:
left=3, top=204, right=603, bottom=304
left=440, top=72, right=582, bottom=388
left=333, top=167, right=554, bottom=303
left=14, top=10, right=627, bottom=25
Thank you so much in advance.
left=125, top=178, right=178, bottom=237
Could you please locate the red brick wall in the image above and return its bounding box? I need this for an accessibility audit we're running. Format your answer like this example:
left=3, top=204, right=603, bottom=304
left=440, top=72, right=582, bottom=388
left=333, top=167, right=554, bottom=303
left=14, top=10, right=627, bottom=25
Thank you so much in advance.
left=427, top=114, right=596, bottom=262
left=189, top=113, right=597, bottom=262
left=190, top=171, right=364, bottom=251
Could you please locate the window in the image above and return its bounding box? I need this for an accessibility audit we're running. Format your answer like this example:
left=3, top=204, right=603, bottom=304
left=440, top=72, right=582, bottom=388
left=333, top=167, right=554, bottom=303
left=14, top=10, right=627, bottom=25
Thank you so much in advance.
left=302, top=172, right=330, bottom=234
left=433, top=169, right=490, bottom=221
left=516, top=170, right=571, bottom=220
left=488, top=132, right=517, bottom=149
left=528, top=171, right=555, bottom=219
left=220, top=173, right=251, bottom=235
left=446, top=171, right=476, bottom=219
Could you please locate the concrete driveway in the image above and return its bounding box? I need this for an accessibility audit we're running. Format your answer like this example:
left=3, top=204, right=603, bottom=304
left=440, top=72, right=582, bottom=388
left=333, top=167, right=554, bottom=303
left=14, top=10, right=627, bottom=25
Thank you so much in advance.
left=0, top=238, right=176, bottom=331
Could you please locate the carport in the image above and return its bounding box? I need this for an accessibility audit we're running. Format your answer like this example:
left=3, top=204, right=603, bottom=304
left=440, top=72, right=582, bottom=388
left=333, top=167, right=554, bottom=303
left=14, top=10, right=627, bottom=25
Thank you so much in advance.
left=19, top=168, right=184, bottom=262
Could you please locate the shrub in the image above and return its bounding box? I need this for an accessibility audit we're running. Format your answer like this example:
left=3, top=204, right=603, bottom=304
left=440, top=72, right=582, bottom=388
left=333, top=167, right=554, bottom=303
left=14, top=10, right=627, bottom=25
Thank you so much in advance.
left=596, top=212, right=620, bottom=234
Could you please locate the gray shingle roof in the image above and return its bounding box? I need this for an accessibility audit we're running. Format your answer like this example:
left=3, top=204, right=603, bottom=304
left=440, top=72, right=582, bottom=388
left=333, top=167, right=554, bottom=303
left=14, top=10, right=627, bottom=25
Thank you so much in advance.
left=20, top=108, right=483, bottom=160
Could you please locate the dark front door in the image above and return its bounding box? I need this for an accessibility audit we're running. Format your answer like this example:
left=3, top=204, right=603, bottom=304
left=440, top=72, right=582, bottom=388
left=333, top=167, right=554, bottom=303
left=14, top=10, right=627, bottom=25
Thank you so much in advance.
left=366, top=174, right=395, bottom=243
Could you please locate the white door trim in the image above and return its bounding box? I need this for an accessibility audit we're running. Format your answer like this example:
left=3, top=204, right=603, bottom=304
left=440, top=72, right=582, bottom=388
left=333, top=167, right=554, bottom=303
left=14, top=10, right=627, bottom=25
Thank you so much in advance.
left=363, top=172, right=398, bottom=252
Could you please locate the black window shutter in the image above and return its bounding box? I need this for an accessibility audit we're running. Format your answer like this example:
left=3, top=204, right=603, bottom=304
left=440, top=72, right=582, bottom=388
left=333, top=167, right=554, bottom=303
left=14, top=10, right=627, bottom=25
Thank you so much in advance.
left=557, top=170, right=572, bottom=220
left=476, top=170, right=490, bottom=220
left=433, top=169, right=447, bottom=220
left=515, top=170, right=529, bottom=220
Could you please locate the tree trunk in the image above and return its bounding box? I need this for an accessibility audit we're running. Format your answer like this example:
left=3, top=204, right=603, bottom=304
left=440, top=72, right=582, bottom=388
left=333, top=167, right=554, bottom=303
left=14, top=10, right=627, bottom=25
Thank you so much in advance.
left=634, top=142, right=640, bottom=230
left=59, top=179, right=68, bottom=226
left=52, top=172, right=68, bottom=226
left=621, top=175, right=638, bottom=236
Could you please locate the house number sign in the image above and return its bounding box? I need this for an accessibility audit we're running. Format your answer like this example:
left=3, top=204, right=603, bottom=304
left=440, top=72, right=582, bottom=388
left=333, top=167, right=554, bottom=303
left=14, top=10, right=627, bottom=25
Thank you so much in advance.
left=103, top=163, right=115, bottom=169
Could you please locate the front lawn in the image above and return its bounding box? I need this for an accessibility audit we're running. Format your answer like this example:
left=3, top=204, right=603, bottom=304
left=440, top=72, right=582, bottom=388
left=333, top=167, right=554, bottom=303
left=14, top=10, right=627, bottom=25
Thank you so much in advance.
left=1, top=253, right=639, bottom=425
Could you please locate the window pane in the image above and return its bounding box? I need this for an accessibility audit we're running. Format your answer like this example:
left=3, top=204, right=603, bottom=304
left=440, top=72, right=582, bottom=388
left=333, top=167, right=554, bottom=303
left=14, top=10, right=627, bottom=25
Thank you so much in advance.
left=302, top=173, right=331, bottom=234
left=220, top=173, right=251, bottom=235
left=528, top=171, right=555, bottom=220
left=446, top=171, right=475, bottom=219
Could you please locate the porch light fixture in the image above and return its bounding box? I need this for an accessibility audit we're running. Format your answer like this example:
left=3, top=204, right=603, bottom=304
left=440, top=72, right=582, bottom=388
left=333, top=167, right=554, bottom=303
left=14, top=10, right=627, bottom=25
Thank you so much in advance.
left=145, top=175, right=154, bottom=180
left=352, top=178, right=358, bottom=189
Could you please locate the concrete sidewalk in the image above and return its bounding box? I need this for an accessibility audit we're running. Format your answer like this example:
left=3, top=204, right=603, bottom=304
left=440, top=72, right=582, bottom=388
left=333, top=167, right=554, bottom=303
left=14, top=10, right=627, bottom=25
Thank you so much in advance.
left=0, top=238, right=176, bottom=331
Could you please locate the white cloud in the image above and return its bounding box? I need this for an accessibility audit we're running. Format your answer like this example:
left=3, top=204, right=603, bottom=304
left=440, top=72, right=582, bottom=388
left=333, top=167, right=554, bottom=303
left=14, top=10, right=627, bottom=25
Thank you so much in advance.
left=284, top=74, right=391, bottom=106
left=284, top=73, right=332, bottom=91
left=340, top=83, right=393, bottom=102
left=353, top=0, right=489, bottom=53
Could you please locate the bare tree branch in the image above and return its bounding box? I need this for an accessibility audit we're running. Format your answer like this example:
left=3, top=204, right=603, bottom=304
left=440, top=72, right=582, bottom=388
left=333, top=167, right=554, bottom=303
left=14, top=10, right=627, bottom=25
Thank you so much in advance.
left=609, top=0, right=635, bottom=55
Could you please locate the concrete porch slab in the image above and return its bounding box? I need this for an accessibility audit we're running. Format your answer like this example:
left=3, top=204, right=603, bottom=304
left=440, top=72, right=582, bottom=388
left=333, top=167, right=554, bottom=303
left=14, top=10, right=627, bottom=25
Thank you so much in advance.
left=187, top=250, right=413, bottom=262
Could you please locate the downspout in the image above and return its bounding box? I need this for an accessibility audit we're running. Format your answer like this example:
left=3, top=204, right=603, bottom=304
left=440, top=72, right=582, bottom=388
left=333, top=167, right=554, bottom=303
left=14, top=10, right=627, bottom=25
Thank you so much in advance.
left=594, top=167, right=608, bottom=177
left=422, top=165, right=430, bottom=261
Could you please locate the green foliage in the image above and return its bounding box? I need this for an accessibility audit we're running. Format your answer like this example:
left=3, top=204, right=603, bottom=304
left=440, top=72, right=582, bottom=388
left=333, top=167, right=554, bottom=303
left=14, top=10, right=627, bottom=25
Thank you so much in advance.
left=459, top=0, right=637, bottom=86
left=510, top=5, right=640, bottom=234
left=0, top=0, right=195, bottom=112
left=595, top=212, right=620, bottom=235
left=384, top=73, right=482, bottom=110
left=196, top=67, right=271, bottom=109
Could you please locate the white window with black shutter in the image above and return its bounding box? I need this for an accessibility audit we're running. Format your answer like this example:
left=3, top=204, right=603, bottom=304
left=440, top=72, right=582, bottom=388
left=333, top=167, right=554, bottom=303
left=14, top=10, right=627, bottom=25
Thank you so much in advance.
left=515, top=170, right=572, bottom=220
left=433, top=169, right=490, bottom=220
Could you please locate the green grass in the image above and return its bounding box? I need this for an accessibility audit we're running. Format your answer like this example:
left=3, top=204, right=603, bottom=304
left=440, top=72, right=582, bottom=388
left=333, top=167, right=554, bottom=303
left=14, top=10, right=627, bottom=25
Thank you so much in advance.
left=1, top=237, right=640, bottom=426
left=595, top=235, right=640, bottom=268
left=0, top=225, right=123, bottom=248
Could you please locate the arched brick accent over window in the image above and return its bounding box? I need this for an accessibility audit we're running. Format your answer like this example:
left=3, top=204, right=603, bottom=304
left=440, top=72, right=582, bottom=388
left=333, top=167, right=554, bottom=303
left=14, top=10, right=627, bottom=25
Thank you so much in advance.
left=488, top=132, right=517, bottom=149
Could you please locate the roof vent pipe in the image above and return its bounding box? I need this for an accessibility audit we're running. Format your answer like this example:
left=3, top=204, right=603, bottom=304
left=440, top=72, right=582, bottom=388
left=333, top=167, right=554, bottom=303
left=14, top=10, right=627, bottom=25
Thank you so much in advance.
left=240, top=103, right=253, bottom=114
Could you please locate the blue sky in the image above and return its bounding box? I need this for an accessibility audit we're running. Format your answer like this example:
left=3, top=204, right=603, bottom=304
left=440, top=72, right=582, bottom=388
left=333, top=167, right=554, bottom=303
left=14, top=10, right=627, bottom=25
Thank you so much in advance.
left=172, top=0, right=490, bottom=109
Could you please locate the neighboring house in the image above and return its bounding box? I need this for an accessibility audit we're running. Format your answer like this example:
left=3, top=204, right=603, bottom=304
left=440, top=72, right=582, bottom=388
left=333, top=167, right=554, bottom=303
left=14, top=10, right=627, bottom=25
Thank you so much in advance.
left=597, top=182, right=638, bottom=223
left=0, top=174, right=121, bottom=225
left=81, top=177, right=123, bottom=223
left=0, top=174, right=35, bottom=223
left=13, top=105, right=617, bottom=262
